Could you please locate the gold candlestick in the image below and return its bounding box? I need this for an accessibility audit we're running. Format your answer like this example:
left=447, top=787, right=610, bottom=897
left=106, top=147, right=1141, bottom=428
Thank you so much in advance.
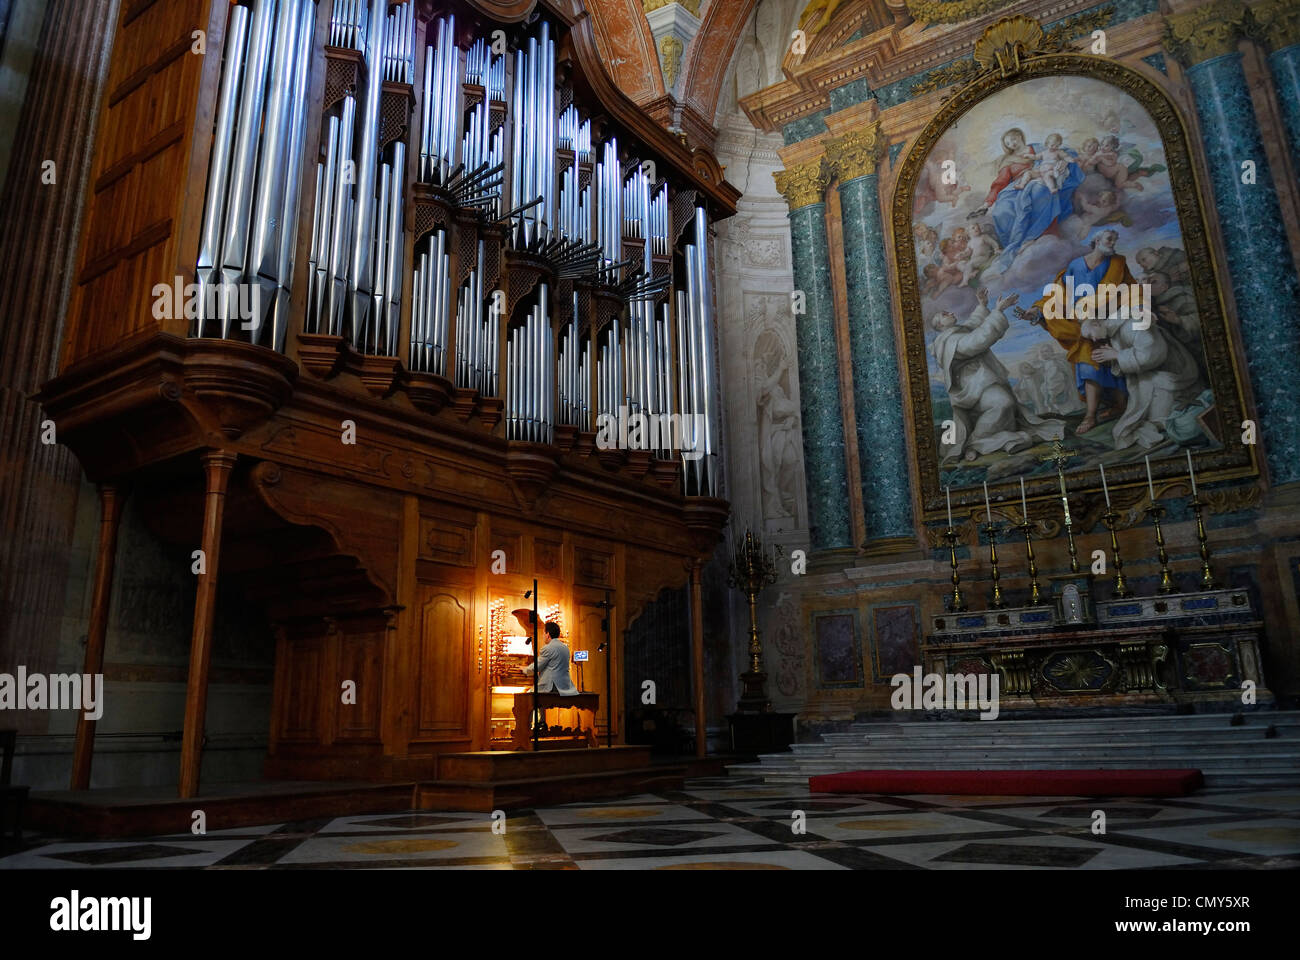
left=728, top=530, right=781, bottom=710
left=1041, top=442, right=1080, bottom=574
left=1018, top=520, right=1044, bottom=605
left=1101, top=508, right=1133, bottom=598
left=1145, top=504, right=1175, bottom=594
left=1189, top=496, right=1218, bottom=589
left=942, top=527, right=967, bottom=612
left=984, top=522, right=1005, bottom=609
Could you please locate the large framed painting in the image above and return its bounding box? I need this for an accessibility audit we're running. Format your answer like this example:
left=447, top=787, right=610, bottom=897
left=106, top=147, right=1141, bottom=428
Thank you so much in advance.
left=892, top=49, right=1257, bottom=521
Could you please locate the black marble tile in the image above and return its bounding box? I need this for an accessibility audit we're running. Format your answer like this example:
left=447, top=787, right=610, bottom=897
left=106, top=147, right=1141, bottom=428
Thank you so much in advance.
left=1042, top=805, right=1161, bottom=820
left=45, top=844, right=200, bottom=865
left=758, top=799, right=865, bottom=812
left=802, top=845, right=927, bottom=870
left=583, top=827, right=727, bottom=847
left=273, top=817, right=334, bottom=835
left=932, top=842, right=1101, bottom=867
left=358, top=815, right=472, bottom=829
left=213, top=836, right=311, bottom=866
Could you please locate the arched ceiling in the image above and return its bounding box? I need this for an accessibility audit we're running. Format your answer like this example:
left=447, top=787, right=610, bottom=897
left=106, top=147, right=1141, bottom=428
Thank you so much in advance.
left=585, top=0, right=667, bottom=104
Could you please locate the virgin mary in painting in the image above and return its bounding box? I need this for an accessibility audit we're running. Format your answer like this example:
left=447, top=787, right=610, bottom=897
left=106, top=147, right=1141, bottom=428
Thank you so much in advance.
left=966, top=127, right=1084, bottom=267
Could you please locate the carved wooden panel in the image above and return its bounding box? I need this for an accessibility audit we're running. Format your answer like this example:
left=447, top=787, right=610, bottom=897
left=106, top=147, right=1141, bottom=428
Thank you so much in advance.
left=490, top=525, right=525, bottom=574
left=535, top=538, right=563, bottom=577
left=334, top=630, right=384, bottom=742
left=63, top=0, right=213, bottom=366
left=416, top=586, right=472, bottom=740
left=575, top=548, right=613, bottom=588
left=278, top=638, right=322, bottom=742
left=419, top=515, right=477, bottom=567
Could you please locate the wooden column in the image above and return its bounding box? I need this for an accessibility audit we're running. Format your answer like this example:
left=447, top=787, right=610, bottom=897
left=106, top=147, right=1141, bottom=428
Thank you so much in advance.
left=178, top=451, right=237, bottom=799
left=69, top=483, right=127, bottom=789
left=690, top=559, right=706, bottom=758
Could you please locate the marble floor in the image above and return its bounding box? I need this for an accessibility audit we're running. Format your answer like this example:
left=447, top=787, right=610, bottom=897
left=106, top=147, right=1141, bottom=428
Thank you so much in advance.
left=4, top=778, right=1299, bottom=870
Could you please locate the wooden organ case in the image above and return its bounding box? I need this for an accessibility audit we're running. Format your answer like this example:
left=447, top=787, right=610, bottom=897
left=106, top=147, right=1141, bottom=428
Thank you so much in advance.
left=38, top=0, right=739, bottom=794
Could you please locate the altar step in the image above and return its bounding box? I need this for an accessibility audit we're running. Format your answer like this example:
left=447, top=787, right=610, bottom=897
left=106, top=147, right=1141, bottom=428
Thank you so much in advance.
left=727, top=711, right=1300, bottom=788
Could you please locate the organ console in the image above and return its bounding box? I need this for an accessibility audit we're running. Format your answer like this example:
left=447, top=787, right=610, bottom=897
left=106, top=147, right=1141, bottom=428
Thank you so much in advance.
left=41, top=0, right=739, bottom=792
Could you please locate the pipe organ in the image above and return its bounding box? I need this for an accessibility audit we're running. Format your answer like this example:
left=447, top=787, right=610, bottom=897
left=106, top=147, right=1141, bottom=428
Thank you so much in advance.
left=44, top=0, right=739, bottom=786
left=192, top=0, right=727, bottom=496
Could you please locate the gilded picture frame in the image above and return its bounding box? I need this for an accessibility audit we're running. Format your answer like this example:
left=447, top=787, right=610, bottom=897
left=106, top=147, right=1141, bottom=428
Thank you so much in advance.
left=890, top=52, right=1258, bottom=525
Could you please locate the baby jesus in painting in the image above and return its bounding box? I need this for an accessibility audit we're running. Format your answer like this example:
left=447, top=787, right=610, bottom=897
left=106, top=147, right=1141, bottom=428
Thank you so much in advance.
left=1015, top=133, right=1071, bottom=193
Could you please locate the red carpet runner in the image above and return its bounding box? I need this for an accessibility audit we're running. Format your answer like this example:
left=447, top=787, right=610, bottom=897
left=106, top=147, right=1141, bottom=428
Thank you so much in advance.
left=809, top=769, right=1204, bottom=797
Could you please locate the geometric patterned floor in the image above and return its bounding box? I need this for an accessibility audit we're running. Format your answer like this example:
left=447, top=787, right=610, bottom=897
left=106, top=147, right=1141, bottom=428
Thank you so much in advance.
left=3, top=777, right=1299, bottom=870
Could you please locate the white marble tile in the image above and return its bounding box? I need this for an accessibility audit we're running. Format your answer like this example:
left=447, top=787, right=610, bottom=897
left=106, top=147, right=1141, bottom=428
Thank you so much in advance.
left=862, top=834, right=1201, bottom=870
left=1111, top=818, right=1300, bottom=856
left=799, top=810, right=1017, bottom=842
left=276, top=830, right=508, bottom=864
left=538, top=803, right=711, bottom=826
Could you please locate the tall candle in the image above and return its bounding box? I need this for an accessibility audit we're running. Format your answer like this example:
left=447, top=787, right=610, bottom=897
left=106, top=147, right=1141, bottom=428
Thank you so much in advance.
left=946, top=485, right=953, bottom=528
left=1145, top=455, right=1155, bottom=501
left=983, top=480, right=992, bottom=521
left=1186, top=448, right=1197, bottom=497
left=1099, top=463, right=1110, bottom=507
left=1020, top=476, right=1028, bottom=517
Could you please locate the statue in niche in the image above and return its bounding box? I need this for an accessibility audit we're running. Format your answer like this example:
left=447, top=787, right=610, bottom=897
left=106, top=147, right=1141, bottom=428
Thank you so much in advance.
left=754, top=332, right=803, bottom=525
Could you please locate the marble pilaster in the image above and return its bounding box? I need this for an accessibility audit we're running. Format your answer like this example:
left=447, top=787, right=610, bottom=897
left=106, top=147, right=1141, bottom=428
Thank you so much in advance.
left=826, top=125, right=915, bottom=548
left=1254, top=0, right=1300, bottom=169
left=774, top=158, right=854, bottom=552
left=1166, top=1, right=1300, bottom=485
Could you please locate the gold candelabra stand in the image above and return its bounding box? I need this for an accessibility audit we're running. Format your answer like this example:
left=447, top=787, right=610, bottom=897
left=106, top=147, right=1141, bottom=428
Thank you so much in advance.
left=1017, top=519, right=1044, bottom=606
left=728, top=530, right=780, bottom=711
left=1145, top=504, right=1175, bottom=594
left=1101, top=508, right=1133, bottom=598
left=1189, top=496, right=1218, bottom=589
left=983, top=521, right=1005, bottom=609
left=942, top=527, right=967, bottom=612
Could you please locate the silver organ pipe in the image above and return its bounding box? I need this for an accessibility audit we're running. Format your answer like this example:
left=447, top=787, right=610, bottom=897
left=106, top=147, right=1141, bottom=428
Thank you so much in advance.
left=508, top=23, right=556, bottom=246
left=195, top=0, right=315, bottom=350
left=194, top=3, right=249, bottom=338
left=308, top=0, right=412, bottom=353
left=678, top=205, right=719, bottom=496
left=345, top=0, right=390, bottom=344
left=193, top=9, right=723, bottom=495
left=421, top=14, right=459, bottom=184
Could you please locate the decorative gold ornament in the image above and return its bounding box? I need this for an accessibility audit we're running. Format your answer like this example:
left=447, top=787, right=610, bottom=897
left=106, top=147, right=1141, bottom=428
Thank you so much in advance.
left=1163, top=1, right=1253, bottom=67
left=798, top=0, right=846, bottom=35
left=825, top=123, right=884, bottom=182
left=659, top=34, right=684, bottom=90
left=906, top=0, right=1018, bottom=26
left=643, top=0, right=701, bottom=16
left=1252, top=0, right=1300, bottom=54
left=973, top=15, right=1046, bottom=76
left=910, top=8, right=1114, bottom=95
left=773, top=156, right=831, bottom=210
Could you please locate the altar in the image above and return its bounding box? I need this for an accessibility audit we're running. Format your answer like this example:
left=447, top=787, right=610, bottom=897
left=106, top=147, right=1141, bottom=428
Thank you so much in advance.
left=923, top=587, right=1271, bottom=710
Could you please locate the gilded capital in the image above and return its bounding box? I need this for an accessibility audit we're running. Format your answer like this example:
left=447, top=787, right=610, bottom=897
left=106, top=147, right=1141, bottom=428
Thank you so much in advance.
left=1253, top=0, right=1300, bottom=53
left=825, top=124, right=884, bottom=183
left=774, top=157, right=831, bottom=210
left=1163, top=1, right=1252, bottom=67
left=643, top=0, right=702, bottom=16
